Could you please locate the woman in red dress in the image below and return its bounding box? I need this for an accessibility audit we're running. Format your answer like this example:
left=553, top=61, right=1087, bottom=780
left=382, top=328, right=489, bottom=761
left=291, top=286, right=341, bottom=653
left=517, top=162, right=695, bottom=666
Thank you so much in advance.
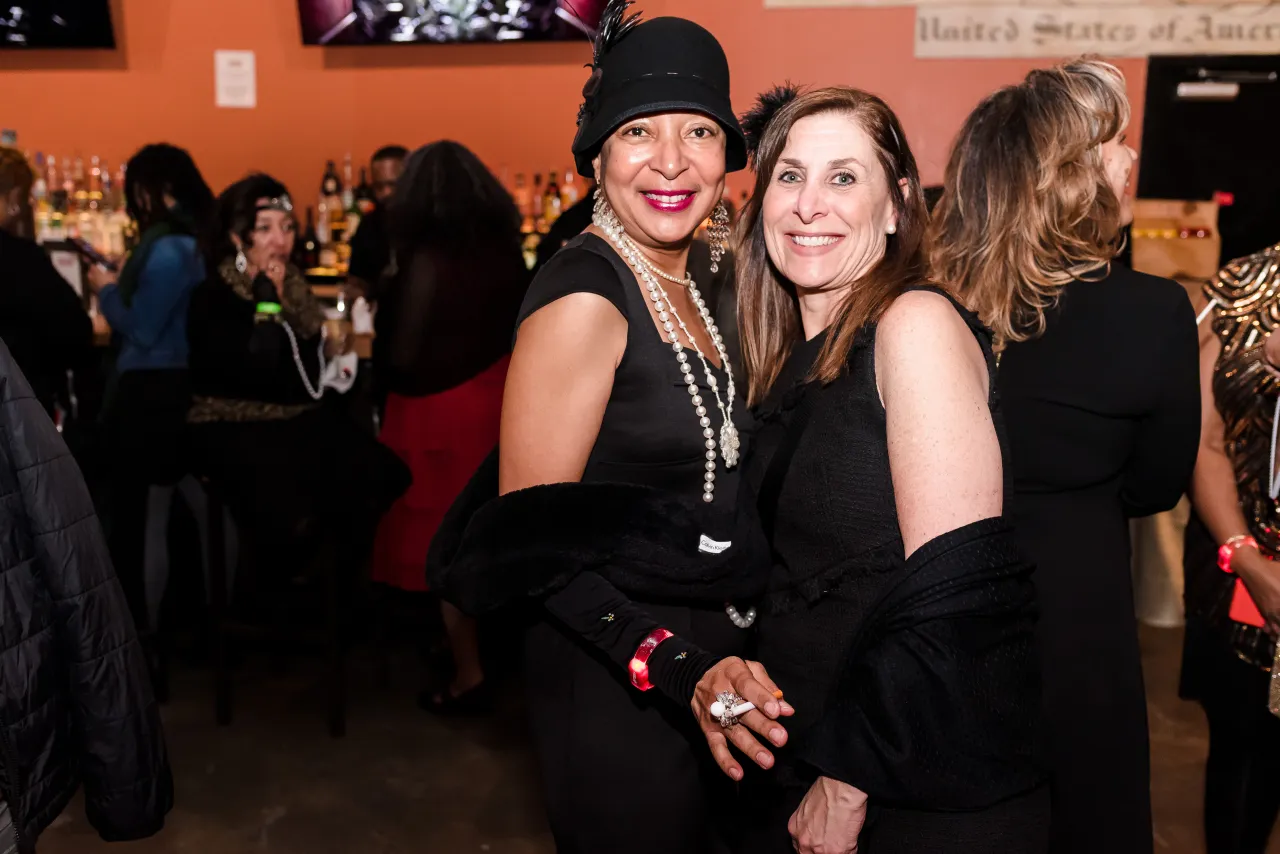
left=369, top=141, right=530, bottom=713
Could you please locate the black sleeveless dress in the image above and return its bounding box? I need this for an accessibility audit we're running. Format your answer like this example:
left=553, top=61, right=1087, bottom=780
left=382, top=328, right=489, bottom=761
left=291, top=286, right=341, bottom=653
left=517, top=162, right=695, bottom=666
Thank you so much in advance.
left=516, top=233, right=751, bottom=854
left=740, top=287, right=1049, bottom=853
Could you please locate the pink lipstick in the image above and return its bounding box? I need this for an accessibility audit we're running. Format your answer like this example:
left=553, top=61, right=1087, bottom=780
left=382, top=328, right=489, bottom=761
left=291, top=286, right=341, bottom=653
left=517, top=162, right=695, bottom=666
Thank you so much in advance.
left=641, top=190, right=696, bottom=213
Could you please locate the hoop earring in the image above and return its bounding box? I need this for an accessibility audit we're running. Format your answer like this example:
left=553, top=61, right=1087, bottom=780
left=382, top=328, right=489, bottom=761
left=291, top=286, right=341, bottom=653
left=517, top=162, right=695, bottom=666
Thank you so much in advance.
left=235, top=249, right=248, bottom=275
left=708, top=201, right=731, bottom=274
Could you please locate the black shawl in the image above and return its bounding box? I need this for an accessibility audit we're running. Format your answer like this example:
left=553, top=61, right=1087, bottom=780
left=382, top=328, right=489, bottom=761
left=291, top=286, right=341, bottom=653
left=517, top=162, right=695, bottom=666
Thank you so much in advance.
left=797, top=517, right=1047, bottom=810
left=426, top=449, right=771, bottom=613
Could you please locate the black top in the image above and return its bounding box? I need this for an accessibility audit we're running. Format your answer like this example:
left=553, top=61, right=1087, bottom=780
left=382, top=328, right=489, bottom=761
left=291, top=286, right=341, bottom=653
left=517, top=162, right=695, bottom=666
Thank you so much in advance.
left=996, top=265, right=1199, bottom=854
left=347, top=207, right=392, bottom=297
left=517, top=232, right=743, bottom=499
left=747, top=288, right=1034, bottom=797
left=0, top=230, right=94, bottom=414
left=505, top=231, right=756, bottom=703
left=374, top=241, right=529, bottom=398
left=186, top=273, right=324, bottom=407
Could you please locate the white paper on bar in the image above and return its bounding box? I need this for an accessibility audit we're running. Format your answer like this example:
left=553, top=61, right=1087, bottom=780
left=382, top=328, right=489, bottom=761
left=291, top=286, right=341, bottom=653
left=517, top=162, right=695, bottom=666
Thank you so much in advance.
left=914, top=4, right=1280, bottom=57
left=215, top=50, right=257, bottom=109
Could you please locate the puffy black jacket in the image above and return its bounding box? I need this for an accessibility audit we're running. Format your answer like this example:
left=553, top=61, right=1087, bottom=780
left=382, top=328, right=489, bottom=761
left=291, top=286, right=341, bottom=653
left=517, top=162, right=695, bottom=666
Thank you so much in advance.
left=0, top=339, right=173, bottom=852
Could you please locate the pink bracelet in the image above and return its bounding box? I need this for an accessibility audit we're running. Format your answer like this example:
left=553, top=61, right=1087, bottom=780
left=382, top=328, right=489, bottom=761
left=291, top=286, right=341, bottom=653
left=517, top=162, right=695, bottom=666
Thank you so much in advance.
left=1219, top=535, right=1259, bottom=574
left=628, top=628, right=674, bottom=692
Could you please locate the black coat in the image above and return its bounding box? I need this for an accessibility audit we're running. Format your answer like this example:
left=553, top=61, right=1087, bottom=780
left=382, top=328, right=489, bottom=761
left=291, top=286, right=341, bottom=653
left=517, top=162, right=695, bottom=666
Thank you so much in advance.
left=0, top=339, right=172, bottom=852
left=0, top=231, right=94, bottom=415
left=997, top=266, right=1200, bottom=854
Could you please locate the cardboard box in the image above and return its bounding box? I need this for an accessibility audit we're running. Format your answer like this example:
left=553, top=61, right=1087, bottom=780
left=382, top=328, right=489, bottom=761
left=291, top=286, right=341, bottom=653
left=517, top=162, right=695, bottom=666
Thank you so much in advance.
left=1130, top=199, right=1222, bottom=282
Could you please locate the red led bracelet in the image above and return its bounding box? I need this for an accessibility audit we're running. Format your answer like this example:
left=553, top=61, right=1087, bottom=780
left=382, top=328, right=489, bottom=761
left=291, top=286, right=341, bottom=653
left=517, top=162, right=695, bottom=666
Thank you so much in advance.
left=1219, top=535, right=1259, bottom=574
left=629, top=628, right=674, bottom=692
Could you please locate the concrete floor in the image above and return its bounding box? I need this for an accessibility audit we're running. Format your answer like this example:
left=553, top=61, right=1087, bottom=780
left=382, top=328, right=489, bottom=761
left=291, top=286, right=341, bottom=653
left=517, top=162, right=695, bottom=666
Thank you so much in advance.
left=34, top=625, right=1278, bottom=854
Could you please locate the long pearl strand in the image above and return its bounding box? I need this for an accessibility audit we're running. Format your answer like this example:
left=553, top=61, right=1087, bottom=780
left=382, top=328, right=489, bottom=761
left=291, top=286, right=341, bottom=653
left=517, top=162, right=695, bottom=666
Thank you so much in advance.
left=593, top=191, right=741, bottom=504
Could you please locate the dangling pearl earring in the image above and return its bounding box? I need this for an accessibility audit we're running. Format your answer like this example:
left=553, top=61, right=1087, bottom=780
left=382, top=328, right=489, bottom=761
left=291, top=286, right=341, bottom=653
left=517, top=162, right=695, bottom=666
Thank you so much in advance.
left=235, top=249, right=248, bottom=274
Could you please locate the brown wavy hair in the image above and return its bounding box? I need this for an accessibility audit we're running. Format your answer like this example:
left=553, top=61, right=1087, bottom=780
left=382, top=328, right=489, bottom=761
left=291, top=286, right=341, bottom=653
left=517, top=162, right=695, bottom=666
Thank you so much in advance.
left=0, top=146, right=35, bottom=239
left=928, top=57, right=1130, bottom=347
left=738, top=87, right=928, bottom=406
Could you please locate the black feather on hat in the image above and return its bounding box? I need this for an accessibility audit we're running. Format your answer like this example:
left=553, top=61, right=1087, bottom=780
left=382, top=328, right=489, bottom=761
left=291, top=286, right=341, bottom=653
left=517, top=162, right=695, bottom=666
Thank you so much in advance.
left=740, top=84, right=802, bottom=166
left=577, top=0, right=643, bottom=127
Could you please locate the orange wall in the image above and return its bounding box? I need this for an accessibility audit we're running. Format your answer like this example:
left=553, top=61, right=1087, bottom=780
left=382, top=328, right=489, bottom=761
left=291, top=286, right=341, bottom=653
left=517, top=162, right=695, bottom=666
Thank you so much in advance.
left=0, top=0, right=1146, bottom=204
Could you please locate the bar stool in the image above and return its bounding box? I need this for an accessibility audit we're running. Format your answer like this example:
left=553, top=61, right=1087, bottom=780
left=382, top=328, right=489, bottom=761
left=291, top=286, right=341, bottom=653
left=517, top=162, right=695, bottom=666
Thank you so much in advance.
left=141, top=474, right=238, bottom=702
left=202, top=483, right=349, bottom=738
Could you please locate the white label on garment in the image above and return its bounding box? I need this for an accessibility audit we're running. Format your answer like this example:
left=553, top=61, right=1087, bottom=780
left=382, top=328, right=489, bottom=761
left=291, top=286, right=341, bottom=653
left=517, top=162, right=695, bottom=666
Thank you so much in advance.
left=699, top=535, right=732, bottom=554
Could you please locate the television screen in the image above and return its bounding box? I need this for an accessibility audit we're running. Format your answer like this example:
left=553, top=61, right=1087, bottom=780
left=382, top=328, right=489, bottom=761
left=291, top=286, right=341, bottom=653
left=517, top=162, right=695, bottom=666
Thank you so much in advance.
left=0, top=2, right=116, bottom=48
left=298, top=0, right=608, bottom=46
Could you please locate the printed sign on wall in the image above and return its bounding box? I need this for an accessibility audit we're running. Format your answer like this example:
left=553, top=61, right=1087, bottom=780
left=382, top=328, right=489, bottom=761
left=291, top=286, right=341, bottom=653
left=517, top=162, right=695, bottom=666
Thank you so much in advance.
left=765, top=0, right=1280, bottom=57
left=916, top=4, right=1280, bottom=57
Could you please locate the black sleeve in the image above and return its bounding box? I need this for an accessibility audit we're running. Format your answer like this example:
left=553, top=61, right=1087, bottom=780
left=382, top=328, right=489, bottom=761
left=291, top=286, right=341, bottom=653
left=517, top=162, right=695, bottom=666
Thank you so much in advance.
left=516, top=244, right=628, bottom=335
left=32, top=251, right=94, bottom=372
left=186, top=276, right=322, bottom=402
left=0, top=342, right=173, bottom=840
left=348, top=210, right=390, bottom=288
left=0, top=240, right=93, bottom=375
left=542, top=572, right=723, bottom=705
left=1120, top=289, right=1202, bottom=517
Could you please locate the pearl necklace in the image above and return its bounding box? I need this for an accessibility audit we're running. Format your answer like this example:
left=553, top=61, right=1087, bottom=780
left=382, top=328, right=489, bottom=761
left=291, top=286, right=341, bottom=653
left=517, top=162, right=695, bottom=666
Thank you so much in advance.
left=593, top=191, right=741, bottom=504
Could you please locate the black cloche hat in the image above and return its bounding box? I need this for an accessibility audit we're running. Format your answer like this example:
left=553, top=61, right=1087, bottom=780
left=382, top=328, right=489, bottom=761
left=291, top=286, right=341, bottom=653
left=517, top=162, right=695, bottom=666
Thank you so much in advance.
left=570, top=0, right=748, bottom=179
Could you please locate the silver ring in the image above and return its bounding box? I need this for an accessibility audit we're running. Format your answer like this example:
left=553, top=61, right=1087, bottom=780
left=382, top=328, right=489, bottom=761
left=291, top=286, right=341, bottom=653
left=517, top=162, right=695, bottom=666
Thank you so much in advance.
left=716, top=691, right=743, bottom=728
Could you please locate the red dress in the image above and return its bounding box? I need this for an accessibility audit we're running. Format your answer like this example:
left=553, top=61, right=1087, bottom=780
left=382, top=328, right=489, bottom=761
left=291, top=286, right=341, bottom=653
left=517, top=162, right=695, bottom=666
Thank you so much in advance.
left=370, top=356, right=509, bottom=591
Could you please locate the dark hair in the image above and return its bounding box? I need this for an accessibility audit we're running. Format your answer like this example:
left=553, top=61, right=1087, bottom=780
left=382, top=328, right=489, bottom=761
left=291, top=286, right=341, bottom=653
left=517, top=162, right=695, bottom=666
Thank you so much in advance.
left=372, top=145, right=409, bottom=164
left=124, top=143, right=214, bottom=233
left=203, top=173, right=294, bottom=266
left=387, top=141, right=522, bottom=254
left=737, top=86, right=928, bottom=405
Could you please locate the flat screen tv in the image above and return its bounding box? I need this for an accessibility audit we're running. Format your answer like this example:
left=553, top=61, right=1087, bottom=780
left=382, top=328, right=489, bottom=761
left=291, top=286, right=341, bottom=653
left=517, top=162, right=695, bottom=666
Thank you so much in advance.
left=0, top=2, right=116, bottom=48
left=298, top=0, right=607, bottom=46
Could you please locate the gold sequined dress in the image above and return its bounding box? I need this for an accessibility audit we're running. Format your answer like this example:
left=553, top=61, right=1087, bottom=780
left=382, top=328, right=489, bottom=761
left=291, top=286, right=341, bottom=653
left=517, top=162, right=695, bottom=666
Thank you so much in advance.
left=1188, top=243, right=1280, bottom=671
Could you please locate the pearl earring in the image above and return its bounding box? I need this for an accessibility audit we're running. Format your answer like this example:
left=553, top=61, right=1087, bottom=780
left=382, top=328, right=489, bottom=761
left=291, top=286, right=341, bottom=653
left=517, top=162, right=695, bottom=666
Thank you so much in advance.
left=887, top=224, right=897, bottom=235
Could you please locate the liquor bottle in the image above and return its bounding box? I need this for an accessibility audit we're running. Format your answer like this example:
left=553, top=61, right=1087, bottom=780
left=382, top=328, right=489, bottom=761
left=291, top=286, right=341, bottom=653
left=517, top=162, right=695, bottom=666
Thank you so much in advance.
left=321, top=159, right=341, bottom=199
left=341, top=153, right=355, bottom=212
left=561, top=168, right=580, bottom=209
left=72, top=155, right=88, bottom=213
left=532, top=173, right=547, bottom=233
left=344, top=174, right=362, bottom=240
left=31, top=152, right=47, bottom=212
left=355, top=167, right=375, bottom=215
left=543, top=170, right=562, bottom=224
left=317, top=197, right=332, bottom=246
left=100, top=160, right=113, bottom=210
left=88, top=156, right=103, bottom=211
left=513, top=173, right=534, bottom=234
left=300, top=207, right=321, bottom=269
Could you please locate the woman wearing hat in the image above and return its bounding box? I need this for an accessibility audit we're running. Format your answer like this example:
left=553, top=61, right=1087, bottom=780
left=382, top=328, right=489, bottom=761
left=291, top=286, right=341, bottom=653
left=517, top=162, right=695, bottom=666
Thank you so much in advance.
left=426, top=2, right=787, bottom=851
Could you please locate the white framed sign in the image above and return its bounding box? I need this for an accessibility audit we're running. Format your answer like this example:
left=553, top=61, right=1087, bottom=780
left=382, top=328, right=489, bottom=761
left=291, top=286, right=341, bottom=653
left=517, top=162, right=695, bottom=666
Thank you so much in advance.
left=914, top=4, right=1280, bottom=57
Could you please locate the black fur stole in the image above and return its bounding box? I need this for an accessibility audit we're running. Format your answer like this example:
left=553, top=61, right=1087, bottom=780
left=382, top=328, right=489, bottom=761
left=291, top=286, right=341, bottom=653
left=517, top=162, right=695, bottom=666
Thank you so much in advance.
left=426, top=450, right=771, bottom=615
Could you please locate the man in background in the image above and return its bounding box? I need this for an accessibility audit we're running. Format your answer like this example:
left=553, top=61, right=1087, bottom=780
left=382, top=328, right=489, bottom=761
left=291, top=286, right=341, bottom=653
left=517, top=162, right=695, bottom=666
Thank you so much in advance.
left=348, top=144, right=408, bottom=301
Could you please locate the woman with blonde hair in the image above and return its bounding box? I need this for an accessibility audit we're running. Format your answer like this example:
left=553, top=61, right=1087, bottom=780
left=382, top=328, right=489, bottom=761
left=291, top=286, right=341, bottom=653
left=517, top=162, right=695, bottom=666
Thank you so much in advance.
left=930, top=57, right=1200, bottom=854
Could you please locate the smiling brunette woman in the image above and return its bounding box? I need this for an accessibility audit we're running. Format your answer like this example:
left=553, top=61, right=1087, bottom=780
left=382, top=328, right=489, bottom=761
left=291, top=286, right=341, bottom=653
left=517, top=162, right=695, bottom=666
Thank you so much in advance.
left=425, top=2, right=786, bottom=852
left=733, top=85, right=1048, bottom=854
